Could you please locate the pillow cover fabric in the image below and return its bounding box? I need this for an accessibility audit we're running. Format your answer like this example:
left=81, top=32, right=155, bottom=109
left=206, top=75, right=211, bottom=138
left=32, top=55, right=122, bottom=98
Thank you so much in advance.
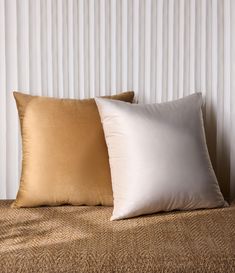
left=95, top=93, right=227, bottom=220
left=12, top=91, right=134, bottom=208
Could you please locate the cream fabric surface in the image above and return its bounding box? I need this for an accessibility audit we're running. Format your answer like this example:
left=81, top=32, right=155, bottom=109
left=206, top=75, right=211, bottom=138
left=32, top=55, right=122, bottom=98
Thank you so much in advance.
left=96, top=93, right=226, bottom=220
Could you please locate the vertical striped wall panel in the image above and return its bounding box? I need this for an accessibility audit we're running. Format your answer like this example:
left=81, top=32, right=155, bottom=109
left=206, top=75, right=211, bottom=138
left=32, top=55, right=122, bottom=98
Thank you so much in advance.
left=0, top=0, right=234, bottom=201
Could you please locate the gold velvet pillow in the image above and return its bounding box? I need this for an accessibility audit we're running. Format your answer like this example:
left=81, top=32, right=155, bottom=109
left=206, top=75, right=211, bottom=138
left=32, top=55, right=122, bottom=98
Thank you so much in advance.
left=12, top=91, right=134, bottom=208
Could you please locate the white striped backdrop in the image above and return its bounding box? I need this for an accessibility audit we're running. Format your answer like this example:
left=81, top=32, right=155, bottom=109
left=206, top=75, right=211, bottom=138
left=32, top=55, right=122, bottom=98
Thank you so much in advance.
left=0, top=0, right=234, bottom=201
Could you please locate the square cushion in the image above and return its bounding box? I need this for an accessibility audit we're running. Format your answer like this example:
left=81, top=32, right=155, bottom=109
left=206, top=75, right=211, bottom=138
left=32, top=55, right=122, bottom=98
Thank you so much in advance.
left=12, top=91, right=134, bottom=208
left=95, top=93, right=226, bottom=220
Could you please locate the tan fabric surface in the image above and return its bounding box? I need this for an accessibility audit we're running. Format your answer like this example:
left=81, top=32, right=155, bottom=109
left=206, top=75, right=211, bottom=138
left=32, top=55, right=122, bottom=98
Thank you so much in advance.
left=13, top=91, right=134, bottom=208
left=0, top=201, right=235, bottom=273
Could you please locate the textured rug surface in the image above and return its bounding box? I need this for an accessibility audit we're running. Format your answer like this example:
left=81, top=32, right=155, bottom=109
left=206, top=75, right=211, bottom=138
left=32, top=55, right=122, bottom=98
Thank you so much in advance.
left=0, top=200, right=235, bottom=273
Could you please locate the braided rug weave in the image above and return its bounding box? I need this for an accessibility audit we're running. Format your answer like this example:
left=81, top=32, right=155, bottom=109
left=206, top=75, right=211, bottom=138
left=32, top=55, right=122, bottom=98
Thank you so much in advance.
left=0, top=201, right=234, bottom=273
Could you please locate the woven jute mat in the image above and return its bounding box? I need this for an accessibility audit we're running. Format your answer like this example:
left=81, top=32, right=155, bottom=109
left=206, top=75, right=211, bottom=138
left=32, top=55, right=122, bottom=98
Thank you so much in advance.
left=0, top=200, right=234, bottom=273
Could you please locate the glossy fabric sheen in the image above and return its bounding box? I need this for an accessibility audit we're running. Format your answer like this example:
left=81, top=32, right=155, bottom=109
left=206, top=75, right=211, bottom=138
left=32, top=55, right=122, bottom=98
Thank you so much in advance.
left=12, top=91, right=134, bottom=208
left=96, top=94, right=226, bottom=220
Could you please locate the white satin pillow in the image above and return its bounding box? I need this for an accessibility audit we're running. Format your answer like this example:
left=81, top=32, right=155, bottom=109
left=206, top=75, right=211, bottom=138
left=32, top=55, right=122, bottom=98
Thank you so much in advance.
left=95, top=93, right=226, bottom=220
